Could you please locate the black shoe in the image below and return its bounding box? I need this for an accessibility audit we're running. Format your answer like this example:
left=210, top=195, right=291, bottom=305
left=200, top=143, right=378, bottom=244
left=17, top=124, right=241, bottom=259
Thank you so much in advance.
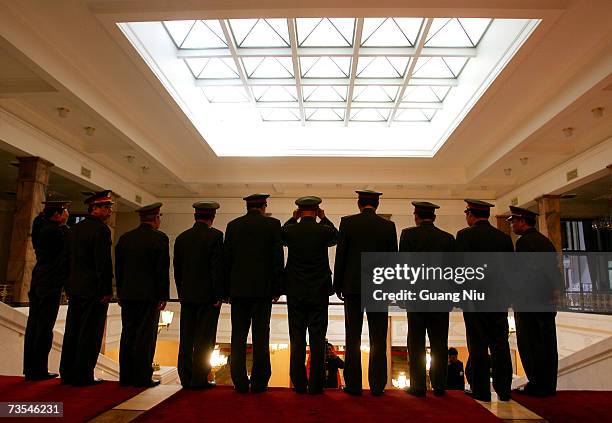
left=342, top=387, right=362, bottom=396
left=251, top=386, right=268, bottom=394
left=406, top=388, right=426, bottom=397
left=60, top=378, right=72, bottom=385
left=497, top=393, right=511, bottom=401
left=293, top=387, right=307, bottom=394
left=234, top=386, right=249, bottom=394
left=73, top=378, right=104, bottom=387
left=26, top=373, right=59, bottom=381
left=135, top=380, right=161, bottom=388
left=433, top=389, right=446, bottom=397
left=465, top=390, right=491, bottom=402
left=371, top=390, right=385, bottom=397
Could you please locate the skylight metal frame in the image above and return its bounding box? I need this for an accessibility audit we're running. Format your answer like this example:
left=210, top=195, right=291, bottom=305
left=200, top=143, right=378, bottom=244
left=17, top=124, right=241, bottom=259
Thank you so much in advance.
left=171, top=17, right=489, bottom=124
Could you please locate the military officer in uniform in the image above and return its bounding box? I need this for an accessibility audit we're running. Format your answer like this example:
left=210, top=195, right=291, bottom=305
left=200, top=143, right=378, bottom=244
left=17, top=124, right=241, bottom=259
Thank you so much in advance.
left=60, top=190, right=114, bottom=386
left=446, top=347, right=465, bottom=390
left=115, top=203, right=169, bottom=387
left=508, top=206, right=560, bottom=397
left=281, top=196, right=338, bottom=394
left=224, top=194, right=283, bottom=393
left=400, top=201, right=455, bottom=397
left=24, top=200, right=71, bottom=381
left=456, top=199, right=514, bottom=402
left=174, top=201, right=224, bottom=389
left=333, top=190, right=397, bottom=396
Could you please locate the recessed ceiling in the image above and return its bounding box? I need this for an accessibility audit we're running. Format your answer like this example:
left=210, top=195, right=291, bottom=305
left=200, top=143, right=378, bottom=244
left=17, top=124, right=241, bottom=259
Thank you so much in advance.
left=118, top=17, right=539, bottom=157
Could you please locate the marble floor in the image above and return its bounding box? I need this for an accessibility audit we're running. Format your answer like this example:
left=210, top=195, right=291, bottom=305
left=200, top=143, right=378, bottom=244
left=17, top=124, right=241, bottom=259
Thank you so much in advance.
left=89, top=385, right=546, bottom=422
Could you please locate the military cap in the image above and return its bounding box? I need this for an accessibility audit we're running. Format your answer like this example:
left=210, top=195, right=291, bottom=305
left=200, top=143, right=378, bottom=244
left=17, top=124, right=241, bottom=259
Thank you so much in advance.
left=506, top=205, right=539, bottom=221
left=42, top=200, right=71, bottom=209
left=135, top=202, right=163, bottom=216
left=356, top=189, right=382, bottom=199
left=295, top=196, right=322, bottom=208
left=84, top=190, right=114, bottom=206
left=243, top=193, right=270, bottom=203
left=412, top=201, right=439, bottom=214
left=193, top=200, right=220, bottom=211
left=464, top=199, right=494, bottom=213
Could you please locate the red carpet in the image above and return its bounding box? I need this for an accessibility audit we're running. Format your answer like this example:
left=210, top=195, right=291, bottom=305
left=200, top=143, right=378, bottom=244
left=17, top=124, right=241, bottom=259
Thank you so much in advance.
left=135, top=387, right=501, bottom=423
left=0, top=376, right=145, bottom=422
left=513, top=390, right=612, bottom=423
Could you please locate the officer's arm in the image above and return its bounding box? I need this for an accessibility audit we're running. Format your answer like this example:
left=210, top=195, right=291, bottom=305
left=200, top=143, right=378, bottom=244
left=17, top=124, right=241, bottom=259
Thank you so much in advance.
left=332, top=218, right=347, bottom=295
left=114, top=238, right=123, bottom=298
left=280, top=217, right=296, bottom=246
left=159, top=235, right=170, bottom=301
left=211, top=231, right=225, bottom=301
left=272, top=220, right=284, bottom=298
left=399, top=230, right=409, bottom=252
left=320, top=216, right=338, bottom=247
left=389, top=222, right=398, bottom=252
left=223, top=223, right=233, bottom=298
left=173, top=237, right=183, bottom=299
left=95, top=226, right=114, bottom=297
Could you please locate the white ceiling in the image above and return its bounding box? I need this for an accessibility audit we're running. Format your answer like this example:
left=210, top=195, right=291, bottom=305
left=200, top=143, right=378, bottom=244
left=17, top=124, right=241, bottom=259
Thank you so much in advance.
left=0, top=0, right=610, bottom=200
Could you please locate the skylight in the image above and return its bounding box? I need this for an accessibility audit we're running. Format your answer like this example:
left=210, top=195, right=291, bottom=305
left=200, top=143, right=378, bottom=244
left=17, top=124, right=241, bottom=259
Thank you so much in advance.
left=118, top=17, right=539, bottom=156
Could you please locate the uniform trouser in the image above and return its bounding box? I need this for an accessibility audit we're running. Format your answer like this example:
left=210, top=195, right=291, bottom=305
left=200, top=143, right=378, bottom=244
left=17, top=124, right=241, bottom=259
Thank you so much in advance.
left=515, top=312, right=558, bottom=394
left=59, top=295, right=108, bottom=384
left=287, top=296, right=328, bottom=393
left=119, top=301, right=160, bottom=386
left=178, top=302, right=220, bottom=387
left=407, top=312, right=449, bottom=392
left=23, top=288, right=62, bottom=377
left=343, top=295, right=388, bottom=393
left=230, top=298, right=272, bottom=391
left=463, top=312, right=512, bottom=399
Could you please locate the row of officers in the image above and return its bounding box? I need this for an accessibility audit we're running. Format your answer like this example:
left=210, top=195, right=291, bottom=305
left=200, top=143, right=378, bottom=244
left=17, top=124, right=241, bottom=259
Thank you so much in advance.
left=23, top=190, right=558, bottom=401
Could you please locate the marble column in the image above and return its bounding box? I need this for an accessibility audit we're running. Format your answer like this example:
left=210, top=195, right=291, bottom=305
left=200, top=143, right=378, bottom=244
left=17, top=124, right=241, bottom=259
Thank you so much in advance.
left=536, top=195, right=562, bottom=251
left=5, top=157, right=53, bottom=302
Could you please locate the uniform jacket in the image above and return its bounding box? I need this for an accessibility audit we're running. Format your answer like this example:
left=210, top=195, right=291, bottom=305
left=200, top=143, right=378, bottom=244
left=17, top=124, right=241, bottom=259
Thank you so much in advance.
left=115, top=223, right=170, bottom=301
left=224, top=210, right=284, bottom=298
left=399, top=221, right=455, bottom=252
left=174, top=221, right=224, bottom=303
left=30, top=218, right=70, bottom=295
left=455, top=220, right=514, bottom=253
left=281, top=216, right=338, bottom=299
left=333, top=208, right=398, bottom=295
left=66, top=215, right=113, bottom=298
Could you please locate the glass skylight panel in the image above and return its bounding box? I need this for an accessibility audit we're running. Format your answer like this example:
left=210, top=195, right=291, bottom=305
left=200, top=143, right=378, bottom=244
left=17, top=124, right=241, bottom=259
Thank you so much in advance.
left=395, top=108, right=437, bottom=121
left=412, top=57, right=468, bottom=78
left=426, top=18, right=491, bottom=47
left=305, top=108, right=345, bottom=121
left=229, top=19, right=290, bottom=47
left=260, top=108, right=301, bottom=121
left=357, top=56, right=410, bottom=78
left=402, top=85, right=450, bottom=102
left=300, top=57, right=351, bottom=78
left=361, top=18, right=423, bottom=47
left=296, top=18, right=355, bottom=47
left=167, top=20, right=227, bottom=49
left=252, top=86, right=297, bottom=102
left=352, top=86, right=399, bottom=102
left=303, top=86, right=347, bottom=102
left=201, top=87, right=249, bottom=103
left=350, top=108, right=390, bottom=122
left=242, top=57, right=294, bottom=78
left=185, top=58, right=240, bottom=79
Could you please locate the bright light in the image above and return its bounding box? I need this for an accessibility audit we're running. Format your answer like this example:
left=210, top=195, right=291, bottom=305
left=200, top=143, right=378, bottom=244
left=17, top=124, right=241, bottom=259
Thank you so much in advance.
left=392, top=372, right=410, bottom=389
left=210, top=346, right=228, bottom=368
left=426, top=352, right=432, bottom=371
left=508, top=315, right=516, bottom=334
left=360, top=344, right=370, bottom=353
left=160, top=310, right=174, bottom=326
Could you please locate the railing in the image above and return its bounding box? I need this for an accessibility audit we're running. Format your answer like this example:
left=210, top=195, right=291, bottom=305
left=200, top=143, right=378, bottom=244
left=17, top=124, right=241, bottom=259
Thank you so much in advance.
left=560, top=292, right=612, bottom=314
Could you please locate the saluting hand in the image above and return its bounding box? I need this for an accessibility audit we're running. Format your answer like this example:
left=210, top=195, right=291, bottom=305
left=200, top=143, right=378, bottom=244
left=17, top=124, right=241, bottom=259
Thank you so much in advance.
left=292, top=209, right=301, bottom=220
left=317, top=208, right=326, bottom=219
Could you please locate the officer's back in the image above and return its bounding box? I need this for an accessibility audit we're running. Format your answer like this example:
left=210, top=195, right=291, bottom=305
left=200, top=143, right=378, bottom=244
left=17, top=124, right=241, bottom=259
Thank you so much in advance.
left=400, top=222, right=455, bottom=252
left=225, top=198, right=283, bottom=298
left=67, top=215, right=113, bottom=297
left=174, top=220, right=224, bottom=302
left=456, top=220, right=513, bottom=252
left=115, top=222, right=170, bottom=301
